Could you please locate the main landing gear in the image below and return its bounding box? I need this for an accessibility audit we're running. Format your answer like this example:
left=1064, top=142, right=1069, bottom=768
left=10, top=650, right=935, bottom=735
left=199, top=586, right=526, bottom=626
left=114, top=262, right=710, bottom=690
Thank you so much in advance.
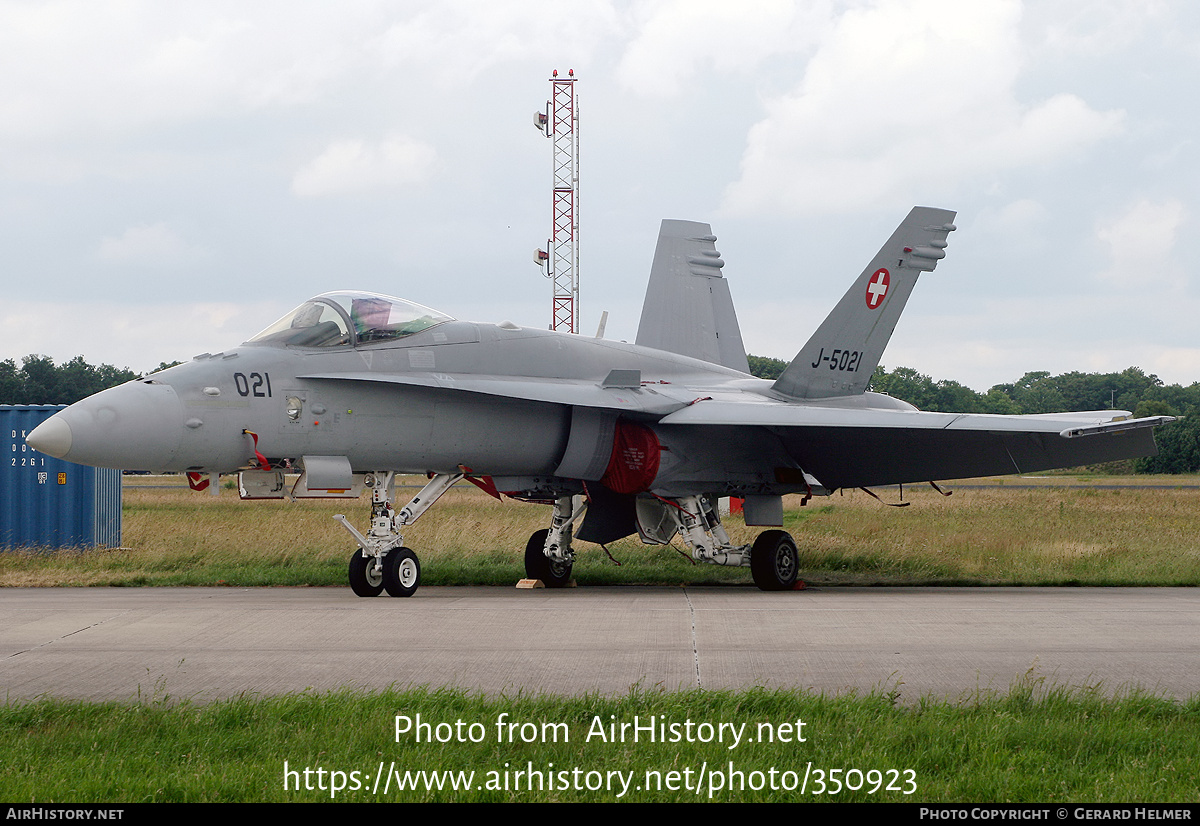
left=335, top=471, right=459, bottom=597
left=749, top=529, right=800, bottom=592
left=523, top=495, right=585, bottom=587
left=650, top=495, right=800, bottom=592
left=337, top=476, right=800, bottom=595
left=523, top=492, right=801, bottom=592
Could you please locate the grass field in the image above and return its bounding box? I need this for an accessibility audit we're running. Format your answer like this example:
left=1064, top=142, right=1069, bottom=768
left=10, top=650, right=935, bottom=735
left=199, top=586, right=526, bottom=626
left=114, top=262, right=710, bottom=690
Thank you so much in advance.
left=3, top=684, right=1200, bottom=802
left=4, top=477, right=1200, bottom=803
left=3, top=475, right=1200, bottom=588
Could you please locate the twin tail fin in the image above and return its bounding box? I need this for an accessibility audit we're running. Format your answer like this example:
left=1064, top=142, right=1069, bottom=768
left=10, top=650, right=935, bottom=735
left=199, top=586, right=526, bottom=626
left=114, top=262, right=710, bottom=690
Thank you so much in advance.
left=772, top=206, right=957, bottom=400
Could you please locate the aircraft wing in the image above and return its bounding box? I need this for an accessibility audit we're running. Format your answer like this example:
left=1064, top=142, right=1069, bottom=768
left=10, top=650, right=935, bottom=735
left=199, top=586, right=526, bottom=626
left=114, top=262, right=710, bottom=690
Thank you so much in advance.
left=658, top=400, right=1172, bottom=489
left=297, top=370, right=692, bottom=416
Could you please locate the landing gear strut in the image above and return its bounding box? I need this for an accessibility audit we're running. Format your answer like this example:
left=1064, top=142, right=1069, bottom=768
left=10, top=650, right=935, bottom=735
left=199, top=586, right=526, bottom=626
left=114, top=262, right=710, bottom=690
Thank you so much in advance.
left=524, top=495, right=585, bottom=587
left=654, top=495, right=801, bottom=592
left=524, top=529, right=572, bottom=587
left=336, top=471, right=461, bottom=598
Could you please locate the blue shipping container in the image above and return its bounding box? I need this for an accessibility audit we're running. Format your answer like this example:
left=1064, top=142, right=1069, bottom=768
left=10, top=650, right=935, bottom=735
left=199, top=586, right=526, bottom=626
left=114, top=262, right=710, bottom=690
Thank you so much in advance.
left=1, top=405, right=122, bottom=550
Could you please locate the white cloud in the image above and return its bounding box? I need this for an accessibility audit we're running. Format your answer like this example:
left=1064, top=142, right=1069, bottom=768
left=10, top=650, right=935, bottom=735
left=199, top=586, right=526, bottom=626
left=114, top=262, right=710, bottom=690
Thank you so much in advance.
left=721, top=0, right=1124, bottom=216
left=291, top=136, right=438, bottom=198
left=372, top=1, right=619, bottom=82
left=1033, top=0, right=1171, bottom=57
left=95, top=222, right=199, bottom=267
left=992, top=198, right=1049, bottom=232
left=0, top=299, right=284, bottom=371
left=614, top=0, right=832, bottom=95
left=1, top=0, right=1197, bottom=394
left=1095, top=198, right=1187, bottom=286
left=0, top=1, right=627, bottom=148
left=0, top=3, right=356, bottom=142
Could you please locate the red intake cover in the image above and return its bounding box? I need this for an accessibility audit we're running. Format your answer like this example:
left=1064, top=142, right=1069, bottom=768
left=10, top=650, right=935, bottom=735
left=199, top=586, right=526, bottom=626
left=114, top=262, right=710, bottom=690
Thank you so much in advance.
left=600, top=420, right=661, bottom=494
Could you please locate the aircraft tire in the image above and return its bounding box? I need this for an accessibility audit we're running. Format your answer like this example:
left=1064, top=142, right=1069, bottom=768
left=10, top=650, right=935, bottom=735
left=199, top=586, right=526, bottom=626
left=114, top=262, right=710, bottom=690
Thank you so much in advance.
left=750, top=530, right=799, bottom=592
left=382, top=547, right=421, bottom=597
left=348, top=551, right=384, bottom=597
left=524, top=528, right=573, bottom=588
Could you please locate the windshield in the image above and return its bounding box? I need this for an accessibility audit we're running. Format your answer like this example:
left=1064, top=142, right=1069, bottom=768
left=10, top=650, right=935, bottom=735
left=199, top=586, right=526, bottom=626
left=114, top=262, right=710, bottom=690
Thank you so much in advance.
left=247, top=291, right=454, bottom=347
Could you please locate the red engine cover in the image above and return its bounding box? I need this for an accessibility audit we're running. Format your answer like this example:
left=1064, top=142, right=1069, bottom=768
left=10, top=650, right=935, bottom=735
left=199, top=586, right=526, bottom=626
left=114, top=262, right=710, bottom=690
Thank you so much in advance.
left=600, top=420, right=661, bottom=494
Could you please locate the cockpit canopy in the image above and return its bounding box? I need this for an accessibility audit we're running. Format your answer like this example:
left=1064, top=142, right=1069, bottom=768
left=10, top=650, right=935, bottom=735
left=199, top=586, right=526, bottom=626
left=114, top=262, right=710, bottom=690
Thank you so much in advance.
left=247, top=291, right=454, bottom=348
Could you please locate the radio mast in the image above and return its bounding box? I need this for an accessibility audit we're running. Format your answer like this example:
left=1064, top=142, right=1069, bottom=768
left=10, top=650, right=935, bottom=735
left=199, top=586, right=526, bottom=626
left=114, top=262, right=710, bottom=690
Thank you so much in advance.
left=534, top=69, right=579, bottom=333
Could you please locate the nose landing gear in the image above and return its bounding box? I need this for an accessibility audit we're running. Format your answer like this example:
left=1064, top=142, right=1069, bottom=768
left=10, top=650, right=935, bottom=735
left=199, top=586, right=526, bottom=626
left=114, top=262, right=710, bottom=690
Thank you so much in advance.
left=336, top=471, right=460, bottom=597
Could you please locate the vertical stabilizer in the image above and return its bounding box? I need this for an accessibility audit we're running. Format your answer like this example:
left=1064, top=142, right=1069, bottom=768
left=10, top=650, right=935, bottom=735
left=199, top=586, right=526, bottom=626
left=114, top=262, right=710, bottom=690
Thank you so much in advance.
left=636, top=220, right=750, bottom=373
left=772, top=207, right=957, bottom=400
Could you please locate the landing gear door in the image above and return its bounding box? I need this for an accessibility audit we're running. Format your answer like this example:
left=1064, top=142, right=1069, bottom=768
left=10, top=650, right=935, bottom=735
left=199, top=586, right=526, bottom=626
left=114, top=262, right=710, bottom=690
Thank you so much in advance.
left=293, top=455, right=365, bottom=499
left=238, top=470, right=288, bottom=500
left=635, top=497, right=676, bottom=545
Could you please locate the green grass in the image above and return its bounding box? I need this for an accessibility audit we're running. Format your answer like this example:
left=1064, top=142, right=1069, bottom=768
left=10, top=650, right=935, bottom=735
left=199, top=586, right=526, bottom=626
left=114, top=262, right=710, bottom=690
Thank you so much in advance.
left=4, top=478, right=1200, bottom=588
left=3, top=684, right=1198, bottom=802
left=5, top=479, right=1200, bottom=804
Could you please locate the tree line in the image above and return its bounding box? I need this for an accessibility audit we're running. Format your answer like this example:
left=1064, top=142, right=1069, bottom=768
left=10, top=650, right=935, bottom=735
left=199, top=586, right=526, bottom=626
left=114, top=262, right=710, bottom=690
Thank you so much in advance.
left=4, top=353, right=1198, bottom=473
left=0, top=355, right=178, bottom=406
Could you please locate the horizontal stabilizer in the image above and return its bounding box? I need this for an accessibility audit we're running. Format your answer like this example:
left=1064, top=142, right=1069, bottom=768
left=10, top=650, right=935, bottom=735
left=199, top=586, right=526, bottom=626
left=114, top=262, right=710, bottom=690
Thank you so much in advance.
left=636, top=220, right=750, bottom=373
left=773, top=207, right=957, bottom=400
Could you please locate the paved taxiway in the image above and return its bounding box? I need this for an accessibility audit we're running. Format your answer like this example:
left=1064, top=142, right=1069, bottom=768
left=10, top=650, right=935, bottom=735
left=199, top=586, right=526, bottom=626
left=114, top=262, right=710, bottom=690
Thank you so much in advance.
left=2, top=586, right=1197, bottom=702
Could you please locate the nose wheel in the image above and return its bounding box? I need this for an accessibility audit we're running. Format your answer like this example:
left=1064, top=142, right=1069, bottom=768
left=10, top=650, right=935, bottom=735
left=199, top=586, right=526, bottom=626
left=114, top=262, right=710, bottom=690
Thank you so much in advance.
left=348, top=551, right=385, bottom=597
left=348, top=547, right=421, bottom=597
left=383, top=547, right=421, bottom=597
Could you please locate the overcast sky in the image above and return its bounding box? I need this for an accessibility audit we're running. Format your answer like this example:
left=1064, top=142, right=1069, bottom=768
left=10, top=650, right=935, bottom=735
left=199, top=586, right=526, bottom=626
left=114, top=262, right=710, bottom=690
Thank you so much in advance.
left=3, top=0, right=1198, bottom=392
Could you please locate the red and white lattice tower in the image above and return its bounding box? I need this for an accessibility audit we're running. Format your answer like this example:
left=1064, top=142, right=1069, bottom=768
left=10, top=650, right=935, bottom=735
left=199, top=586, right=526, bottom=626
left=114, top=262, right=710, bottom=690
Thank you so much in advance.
left=534, top=69, right=579, bottom=333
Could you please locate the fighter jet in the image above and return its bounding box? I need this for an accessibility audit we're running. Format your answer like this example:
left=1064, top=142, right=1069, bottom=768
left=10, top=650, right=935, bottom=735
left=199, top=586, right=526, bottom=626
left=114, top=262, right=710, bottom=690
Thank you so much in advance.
left=26, top=207, right=1172, bottom=597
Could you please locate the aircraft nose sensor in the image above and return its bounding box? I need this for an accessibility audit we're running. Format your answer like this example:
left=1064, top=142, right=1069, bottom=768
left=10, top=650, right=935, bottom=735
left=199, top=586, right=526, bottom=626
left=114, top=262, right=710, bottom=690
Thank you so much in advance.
left=26, top=416, right=73, bottom=459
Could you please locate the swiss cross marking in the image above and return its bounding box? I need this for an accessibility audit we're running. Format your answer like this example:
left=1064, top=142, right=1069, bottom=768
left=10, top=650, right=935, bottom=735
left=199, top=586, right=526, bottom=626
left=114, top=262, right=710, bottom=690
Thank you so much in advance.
left=865, top=268, right=890, bottom=309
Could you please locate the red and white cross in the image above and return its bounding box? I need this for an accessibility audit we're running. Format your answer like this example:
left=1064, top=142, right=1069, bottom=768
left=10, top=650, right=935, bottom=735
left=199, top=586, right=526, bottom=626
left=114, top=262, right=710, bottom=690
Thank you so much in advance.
left=865, top=268, right=890, bottom=309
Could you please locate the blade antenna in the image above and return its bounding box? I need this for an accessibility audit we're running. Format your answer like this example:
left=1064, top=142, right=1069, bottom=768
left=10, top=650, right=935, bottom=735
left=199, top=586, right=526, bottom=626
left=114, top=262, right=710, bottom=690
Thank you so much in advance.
left=859, top=487, right=911, bottom=508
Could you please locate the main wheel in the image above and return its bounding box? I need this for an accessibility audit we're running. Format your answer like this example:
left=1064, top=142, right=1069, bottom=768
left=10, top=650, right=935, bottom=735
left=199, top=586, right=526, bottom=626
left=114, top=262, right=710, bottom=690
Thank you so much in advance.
left=348, top=551, right=384, bottom=597
left=382, top=547, right=421, bottom=597
left=750, top=530, right=799, bottom=592
left=524, top=528, right=573, bottom=588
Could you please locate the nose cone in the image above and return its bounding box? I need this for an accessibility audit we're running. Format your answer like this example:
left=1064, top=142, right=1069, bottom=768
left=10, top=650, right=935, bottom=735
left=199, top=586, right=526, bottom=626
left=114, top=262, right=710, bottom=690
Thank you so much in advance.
left=26, top=381, right=185, bottom=471
left=26, top=416, right=74, bottom=458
